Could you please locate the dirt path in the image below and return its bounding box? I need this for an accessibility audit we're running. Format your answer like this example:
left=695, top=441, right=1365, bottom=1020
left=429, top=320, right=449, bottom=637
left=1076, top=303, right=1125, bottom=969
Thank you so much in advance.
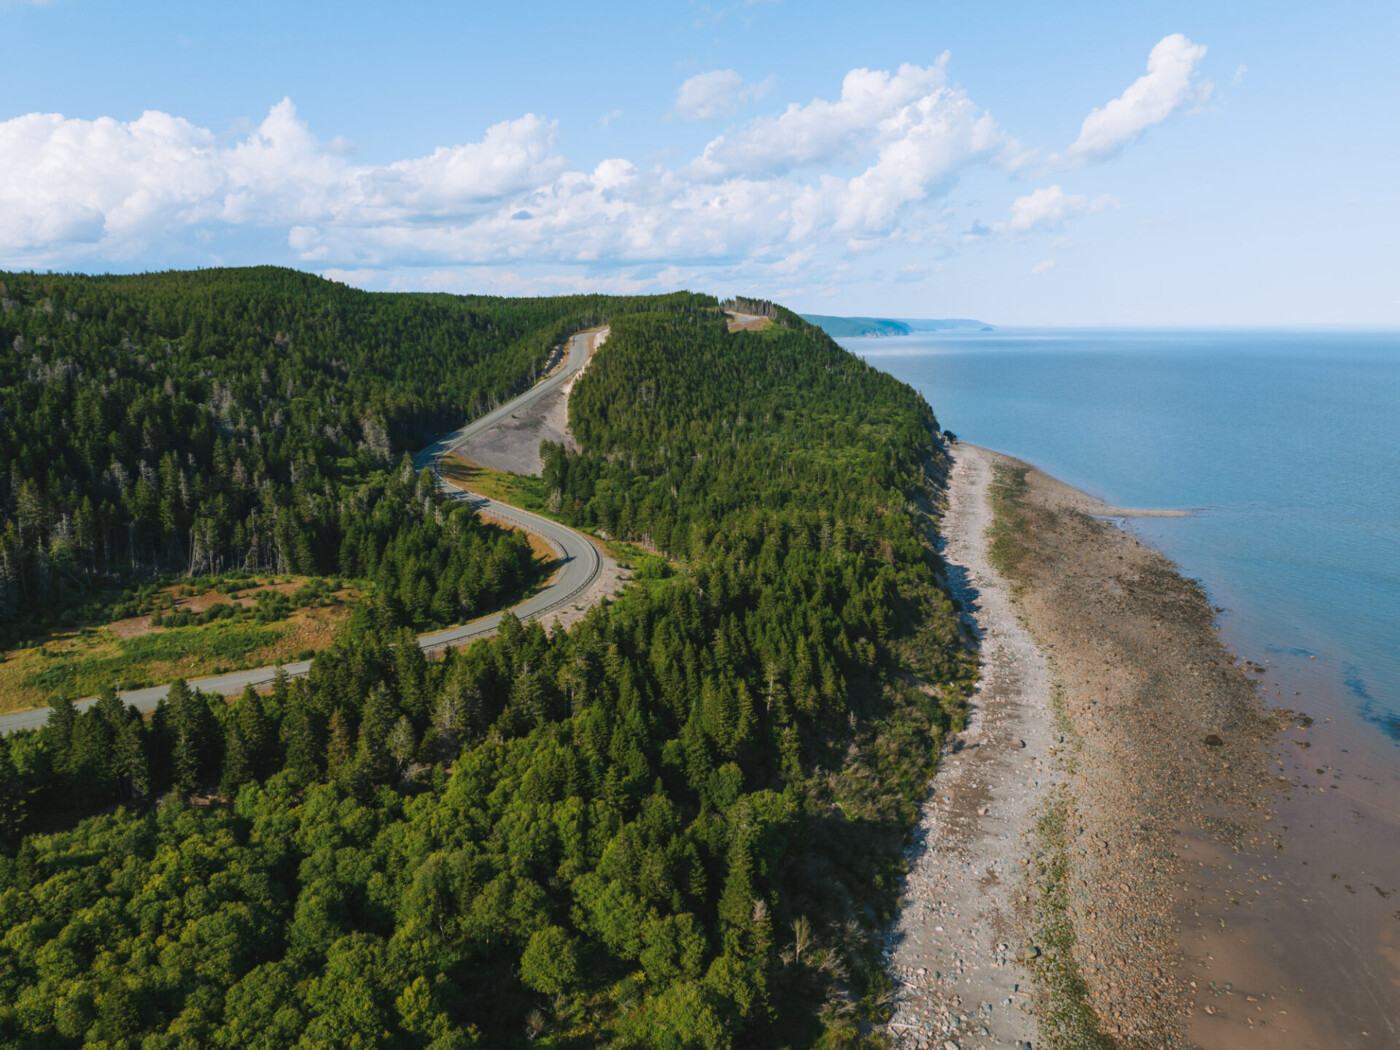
left=884, top=444, right=1055, bottom=1049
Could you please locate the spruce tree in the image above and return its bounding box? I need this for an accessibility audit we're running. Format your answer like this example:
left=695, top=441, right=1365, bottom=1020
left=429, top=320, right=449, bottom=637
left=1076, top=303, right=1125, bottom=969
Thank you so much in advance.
left=220, top=721, right=250, bottom=797
left=282, top=704, right=321, bottom=785
left=234, top=685, right=271, bottom=779
left=166, top=679, right=208, bottom=794
left=388, top=716, right=417, bottom=782
left=116, top=720, right=151, bottom=802
left=46, top=692, right=77, bottom=777
left=326, top=708, right=353, bottom=778
left=0, top=738, right=25, bottom=845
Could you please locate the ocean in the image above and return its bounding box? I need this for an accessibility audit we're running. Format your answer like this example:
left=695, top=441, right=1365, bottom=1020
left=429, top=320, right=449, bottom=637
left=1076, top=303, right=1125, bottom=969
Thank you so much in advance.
left=846, top=327, right=1400, bottom=751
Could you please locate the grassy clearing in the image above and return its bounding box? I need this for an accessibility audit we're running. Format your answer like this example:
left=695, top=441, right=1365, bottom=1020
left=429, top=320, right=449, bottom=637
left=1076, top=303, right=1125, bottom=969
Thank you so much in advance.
left=986, top=462, right=1031, bottom=581
left=0, top=576, right=356, bottom=712
left=726, top=313, right=775, bottom=333
left=440, top=454, right=550, bottom=512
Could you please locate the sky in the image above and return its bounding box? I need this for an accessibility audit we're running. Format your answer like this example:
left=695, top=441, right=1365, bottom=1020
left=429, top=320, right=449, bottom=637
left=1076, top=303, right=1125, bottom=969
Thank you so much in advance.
left=1, top=0, right=1396, bottom=325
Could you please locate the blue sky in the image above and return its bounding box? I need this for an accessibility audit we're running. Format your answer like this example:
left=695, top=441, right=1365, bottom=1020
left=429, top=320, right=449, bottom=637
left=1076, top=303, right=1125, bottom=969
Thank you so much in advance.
left=1, top=0, right=1396, bottom=324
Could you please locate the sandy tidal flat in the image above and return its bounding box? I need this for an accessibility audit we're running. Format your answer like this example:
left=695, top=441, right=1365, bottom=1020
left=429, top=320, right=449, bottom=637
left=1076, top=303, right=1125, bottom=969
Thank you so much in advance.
left=883, top=442, right=1394, bottom=1049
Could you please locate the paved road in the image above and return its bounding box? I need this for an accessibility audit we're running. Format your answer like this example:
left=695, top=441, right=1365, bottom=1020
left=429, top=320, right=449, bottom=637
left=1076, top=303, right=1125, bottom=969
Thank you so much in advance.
left=0, top=331, right=603, bottom=736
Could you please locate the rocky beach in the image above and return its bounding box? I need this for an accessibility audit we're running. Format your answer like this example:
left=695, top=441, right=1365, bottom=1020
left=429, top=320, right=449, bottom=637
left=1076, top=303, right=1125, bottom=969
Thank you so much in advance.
left=882, top=442, right=1386, bottom=1049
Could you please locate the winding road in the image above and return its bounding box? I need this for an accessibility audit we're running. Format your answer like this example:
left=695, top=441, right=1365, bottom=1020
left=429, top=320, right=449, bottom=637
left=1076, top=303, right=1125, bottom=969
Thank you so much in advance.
left=0, top=331, right=606, bottom=736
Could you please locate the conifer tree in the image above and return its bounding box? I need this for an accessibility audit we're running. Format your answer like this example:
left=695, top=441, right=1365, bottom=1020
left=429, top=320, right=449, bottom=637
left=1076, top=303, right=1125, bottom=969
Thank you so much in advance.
left=282, top=703, right=321, bottom=785
left=220, top=720, right=251, bottom=797
left=326, top=708, right=354, bottom=779
left=166, top=678, right=205, bottom=794
left=45, top=692, right=77, bottom=777
left=116, top=719, right=151, bottom=802
left=234, top=685, right=272, bottom=780
left=388, top=715, right=417, bottom=782
left=355, top=683, right=396, bottom=783
left=0, top=738, right=24, bottom=845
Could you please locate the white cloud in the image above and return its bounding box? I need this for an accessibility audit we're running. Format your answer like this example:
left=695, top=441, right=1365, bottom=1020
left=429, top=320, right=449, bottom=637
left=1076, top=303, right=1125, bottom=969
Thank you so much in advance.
left=1031, top=258, right=1055, bottom=275
left=689, top=59, right=975, bottom=178
left=673, top=69, right=775, bottom=121
left=836, top=88, right=1003, bottom=231
left=0, top=42, right=1208, bottom=284
left=0, top=60, right=1018, bottom=271
left=599, top=109, right=623, bottom=129
left=367, top=113, right=562, bottom=217
left=997, top=185, right=1118, bottom=234
left=1057, top=34, right=1211, bottom=166
left=1231, top=64, right=1247, bottom=86
left=0, top=99, right=561, bottom=262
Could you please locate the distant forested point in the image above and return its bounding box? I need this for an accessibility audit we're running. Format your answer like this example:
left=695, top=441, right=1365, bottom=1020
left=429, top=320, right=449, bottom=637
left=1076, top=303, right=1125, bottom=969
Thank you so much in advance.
left=800, top=314, right=993, bottom=338
left=0, top=279, right=973, bottom=1049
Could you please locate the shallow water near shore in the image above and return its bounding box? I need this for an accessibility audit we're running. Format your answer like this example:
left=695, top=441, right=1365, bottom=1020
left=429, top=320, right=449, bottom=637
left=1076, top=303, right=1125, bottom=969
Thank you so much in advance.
left=852, top=327, right=1400, bottom=1045
left=848, top=327, right=1400, bottom=747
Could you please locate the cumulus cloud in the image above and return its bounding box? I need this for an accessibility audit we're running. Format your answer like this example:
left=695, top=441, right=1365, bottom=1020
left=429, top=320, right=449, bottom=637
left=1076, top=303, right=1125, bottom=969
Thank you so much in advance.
left=1031, top=258, right=1055, bottom=275
left=996, top=185, right=1118, bottom=234
left=673, top=69, right=775, bottom=121
left=0, top=99, right=560, bottom=261
left=0, top=62, right=1012, bottom=270
left=690, top=59, right=981, bottom=178
left=0, top=42, right=1209, bottom=282
left=836, top=88, right=1003, bottom=231
left=1057, top=34, right=1211, bottom=166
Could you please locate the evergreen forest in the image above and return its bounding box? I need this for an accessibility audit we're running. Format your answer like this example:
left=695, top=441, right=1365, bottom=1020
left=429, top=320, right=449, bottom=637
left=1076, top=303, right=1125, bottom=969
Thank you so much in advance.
left=0, top=270, right=972, bottom=1049
left=0, top=267, right=698, bottom=636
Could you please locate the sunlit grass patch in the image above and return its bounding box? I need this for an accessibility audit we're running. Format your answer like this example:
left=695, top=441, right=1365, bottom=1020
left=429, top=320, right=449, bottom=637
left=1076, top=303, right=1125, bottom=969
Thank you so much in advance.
left=440, top=454, right=549, bottom=512
left=0, top=576, right=356, bottom=712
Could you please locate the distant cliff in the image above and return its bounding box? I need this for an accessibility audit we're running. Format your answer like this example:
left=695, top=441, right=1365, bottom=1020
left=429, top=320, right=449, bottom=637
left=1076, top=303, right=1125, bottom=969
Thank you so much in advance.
left=801, top=314, right=993, bottom=338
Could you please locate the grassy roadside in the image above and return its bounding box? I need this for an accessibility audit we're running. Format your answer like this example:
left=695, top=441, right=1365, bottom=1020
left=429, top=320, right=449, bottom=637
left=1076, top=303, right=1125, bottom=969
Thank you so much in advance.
left=0, top=577, right=355, bottom=713
left=440, top=454, right=549, bottom=511
left=984, top=459, right=1116, bottom=1049
left=440, top=452, right=679, bottom=582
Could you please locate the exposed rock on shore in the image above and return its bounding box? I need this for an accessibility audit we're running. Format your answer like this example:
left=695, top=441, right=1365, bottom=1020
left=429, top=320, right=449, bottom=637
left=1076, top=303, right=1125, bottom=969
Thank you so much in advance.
left=884, top=443, right=1283, bottom=1049
left=981, top=446, right=1283, bottom=1048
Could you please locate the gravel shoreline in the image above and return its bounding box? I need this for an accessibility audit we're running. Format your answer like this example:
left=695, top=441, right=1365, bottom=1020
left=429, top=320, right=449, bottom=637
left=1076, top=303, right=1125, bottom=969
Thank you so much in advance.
left=883, top=444, right=1054, bottom=1049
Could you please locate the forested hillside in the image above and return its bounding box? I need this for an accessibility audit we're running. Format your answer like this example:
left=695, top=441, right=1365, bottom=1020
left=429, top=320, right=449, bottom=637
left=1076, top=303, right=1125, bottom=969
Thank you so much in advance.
left=0, top=268, right=702, bottom=634
left=0, top=290, right=972, bottom=1048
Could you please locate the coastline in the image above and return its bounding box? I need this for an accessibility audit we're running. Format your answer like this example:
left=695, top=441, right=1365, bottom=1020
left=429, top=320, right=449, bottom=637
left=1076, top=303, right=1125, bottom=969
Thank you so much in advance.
left=883, top=442, right=1053, bottom=1048
left=893, top=442, right=1398, bottom=1049
left=977, top=442, right=1282, bottom=1047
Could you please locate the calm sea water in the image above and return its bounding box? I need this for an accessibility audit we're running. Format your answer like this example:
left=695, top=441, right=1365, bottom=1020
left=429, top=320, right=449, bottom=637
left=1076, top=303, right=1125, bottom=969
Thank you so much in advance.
left=847, top=328, right=1400, bottom=745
